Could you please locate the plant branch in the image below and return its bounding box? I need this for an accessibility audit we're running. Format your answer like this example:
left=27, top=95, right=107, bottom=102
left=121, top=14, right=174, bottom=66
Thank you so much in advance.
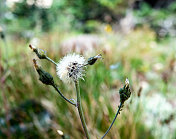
left=33, top=59, right=76, bottom=107
left=101, top=102, right=123, bottom=139
left=52, top=83, right=76, bottom=107
left=29, top=44, right=57, bottom=66
left=74, top=81, right=90, bottom=139
left=101, top=78, right=131, bottom=139
left=46, top=57, right=57, bottom=66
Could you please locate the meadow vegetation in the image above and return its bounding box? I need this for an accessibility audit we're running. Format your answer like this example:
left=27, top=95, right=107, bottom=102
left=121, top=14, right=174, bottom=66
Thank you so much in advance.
left=0, top=0, right=176, bottom=138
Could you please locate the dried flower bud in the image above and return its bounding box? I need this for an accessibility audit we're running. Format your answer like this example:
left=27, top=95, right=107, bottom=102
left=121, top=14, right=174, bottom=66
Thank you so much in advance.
left=29, top=44, right=36, bottom=51
left=29, top=44, right=47, bottom=59
left=87, top=54, right=102, bottom=65
left=119, top=78, right=131, bottom=103
left=33, top=59, right=54, bottom=85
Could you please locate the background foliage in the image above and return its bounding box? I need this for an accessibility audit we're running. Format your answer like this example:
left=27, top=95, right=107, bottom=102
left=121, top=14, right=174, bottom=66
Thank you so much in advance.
left=1, top=0, right=176, bottom=139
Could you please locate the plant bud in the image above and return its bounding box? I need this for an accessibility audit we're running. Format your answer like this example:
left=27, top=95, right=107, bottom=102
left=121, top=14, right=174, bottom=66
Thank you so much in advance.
left=29, top=44, right=47, bottom=59
left=33, top=59, right=54, bottom=85
left=87, top=54, right=102, bottom=65
left=119, top=78, right=131, bottom=103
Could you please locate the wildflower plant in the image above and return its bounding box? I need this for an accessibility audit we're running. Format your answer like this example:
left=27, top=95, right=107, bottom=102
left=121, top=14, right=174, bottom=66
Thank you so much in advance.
left=29, top=44, right=131, bottom=138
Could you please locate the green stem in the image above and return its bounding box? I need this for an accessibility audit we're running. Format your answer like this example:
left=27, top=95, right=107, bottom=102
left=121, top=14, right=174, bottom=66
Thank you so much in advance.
left=74, top=81, right=90, bottom=139
left=52, top=84, right=76, bottom=107
left=101, top=102, right=123, bottom=139
left=46, top=57, right=57, bottom=66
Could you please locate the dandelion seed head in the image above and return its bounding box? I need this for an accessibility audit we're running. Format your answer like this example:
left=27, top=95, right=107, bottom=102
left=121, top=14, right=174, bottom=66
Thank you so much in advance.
left=56, top=53, right=85, bottom=83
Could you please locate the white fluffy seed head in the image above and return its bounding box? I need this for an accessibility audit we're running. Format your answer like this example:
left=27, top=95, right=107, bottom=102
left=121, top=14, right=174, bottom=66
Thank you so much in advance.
left=56, top=53, right=86, bottom=83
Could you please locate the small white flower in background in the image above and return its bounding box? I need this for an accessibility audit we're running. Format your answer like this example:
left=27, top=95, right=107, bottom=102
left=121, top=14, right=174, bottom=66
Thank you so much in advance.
left=56, top=53, right=86, bottom=83
left=57, top=130, right=64, bottom=136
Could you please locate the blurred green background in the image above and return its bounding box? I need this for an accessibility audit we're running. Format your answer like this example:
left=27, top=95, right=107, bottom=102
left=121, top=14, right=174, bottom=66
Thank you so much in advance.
left=0, top=0, right=176, bottom=138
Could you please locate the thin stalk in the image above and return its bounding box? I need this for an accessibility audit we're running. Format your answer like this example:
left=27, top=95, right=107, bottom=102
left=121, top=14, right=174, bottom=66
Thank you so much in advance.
left=101, top=102, right=123, bottom=139
left=46, top=57, right=57, bottom=66
left=74, top=81, right=90, bottom=139
left=52, top=84, right=76, bottom=107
